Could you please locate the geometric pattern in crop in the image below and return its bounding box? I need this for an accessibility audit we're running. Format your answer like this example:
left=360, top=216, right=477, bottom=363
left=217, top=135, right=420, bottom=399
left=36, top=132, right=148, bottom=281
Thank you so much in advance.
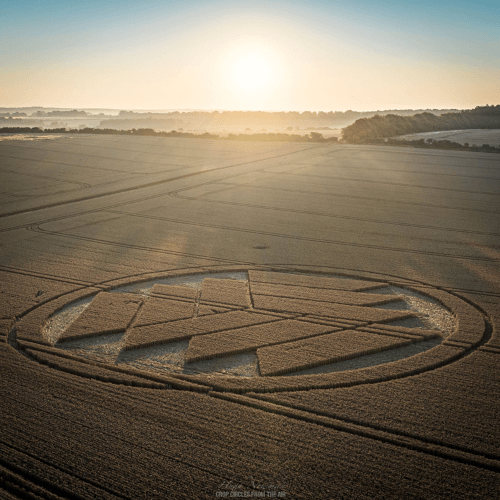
left=249, top=281, right=405, bottom=307
left=184, top=319, right=339, bottom=364
left=200, top=278, right=251, bottom=307
left=251, top=294, right=416, bottom=323
left=44, top=270, right=460, bottom=384
left=257, top=330, right=417, bottom=376
left=57, top=292, right=142, bottom=343
left=123, top=310, right=279, bottom=351
left=133, top=297, right=195, bottom=327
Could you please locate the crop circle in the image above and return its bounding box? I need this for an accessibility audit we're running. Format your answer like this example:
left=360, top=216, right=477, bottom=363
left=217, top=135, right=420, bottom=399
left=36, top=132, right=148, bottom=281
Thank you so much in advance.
left=17, top=268, right=485, bottom=392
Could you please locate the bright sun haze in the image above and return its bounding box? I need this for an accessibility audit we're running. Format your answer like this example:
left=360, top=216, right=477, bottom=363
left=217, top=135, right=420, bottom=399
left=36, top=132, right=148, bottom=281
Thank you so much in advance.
left=217, top=38, right=287, bottom=110
left=231, top=52, right=273, bottom=93
left=0, top=0, right=498, bottom=110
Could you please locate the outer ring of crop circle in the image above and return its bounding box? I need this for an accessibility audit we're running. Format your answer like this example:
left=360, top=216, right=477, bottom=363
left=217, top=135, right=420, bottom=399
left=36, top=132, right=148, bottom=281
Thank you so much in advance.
left=15, top=265, right=487, bottom=393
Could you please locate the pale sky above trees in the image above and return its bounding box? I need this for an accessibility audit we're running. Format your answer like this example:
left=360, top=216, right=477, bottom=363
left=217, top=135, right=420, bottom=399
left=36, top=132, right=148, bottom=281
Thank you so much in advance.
left=1, top=0, right=498, bottom=111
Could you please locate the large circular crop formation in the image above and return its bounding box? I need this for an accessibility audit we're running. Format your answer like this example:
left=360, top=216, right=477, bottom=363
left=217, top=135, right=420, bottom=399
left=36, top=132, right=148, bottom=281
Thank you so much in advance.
left=13, top=267, right=486, bottom=393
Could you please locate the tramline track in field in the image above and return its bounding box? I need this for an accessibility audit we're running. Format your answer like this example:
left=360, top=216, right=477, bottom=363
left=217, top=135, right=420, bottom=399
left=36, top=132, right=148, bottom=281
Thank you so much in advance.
left=170, top=186, right=500, bottom=236
left=263, top=169, right=500, bottom=196
left=30, top=214, right=499, bottom=263
left=0, top=142, right=324, bottom=218
left=172, top=179, right=500, bottom=214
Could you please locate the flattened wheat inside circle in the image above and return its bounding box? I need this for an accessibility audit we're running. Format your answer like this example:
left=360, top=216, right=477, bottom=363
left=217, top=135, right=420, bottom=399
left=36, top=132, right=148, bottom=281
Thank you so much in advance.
left=43, top=270, right=456, bottom=378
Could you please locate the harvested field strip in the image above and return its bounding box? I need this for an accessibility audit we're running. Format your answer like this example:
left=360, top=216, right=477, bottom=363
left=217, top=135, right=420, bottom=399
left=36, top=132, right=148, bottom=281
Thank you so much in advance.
left=257, top=330, right=414, bottom=377
left=200, top=278, right=250, bottom=307
left=149, top=283, right=198, bottom=300
left=58, top=292, right=142, bottom=343
left=252, top=294, right=416, bottom=323
left=183, top=345, right=466, bottom=393
left=248, top=270, right=386, bottom=291
left=185, top=320, right=337, bottom=364
left=123, top=310, right=279, bottom=351
left=132, top=297, right=195, bottom=327
left=17, top=340, right=211, bottom=392
left=358, top=326, right=441, bottom=340
left=211, top=392, right=500, bottom=472
left=250, top=281, right=403, bottom=306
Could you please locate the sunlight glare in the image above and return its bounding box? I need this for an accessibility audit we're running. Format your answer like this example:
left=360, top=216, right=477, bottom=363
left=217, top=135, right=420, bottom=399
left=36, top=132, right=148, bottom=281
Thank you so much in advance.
left=216, top=38, right=290, bottom=109
left=231, top=52, right=273, bottom=93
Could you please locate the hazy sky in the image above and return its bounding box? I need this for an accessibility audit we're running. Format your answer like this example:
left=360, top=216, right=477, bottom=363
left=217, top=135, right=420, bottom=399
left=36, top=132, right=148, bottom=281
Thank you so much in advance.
left=1, top=0, right=498, bottom=111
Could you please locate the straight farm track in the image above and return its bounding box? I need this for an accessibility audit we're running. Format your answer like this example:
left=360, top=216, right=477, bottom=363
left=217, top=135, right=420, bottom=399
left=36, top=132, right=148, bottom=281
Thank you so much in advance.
left=1, top=134, right=499, bottom=499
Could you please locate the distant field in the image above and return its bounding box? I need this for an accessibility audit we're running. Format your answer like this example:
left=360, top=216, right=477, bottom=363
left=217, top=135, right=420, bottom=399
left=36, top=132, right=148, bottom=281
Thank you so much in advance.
left=1, top=135, right=499, bottom=499
left=397, top=128, right=500, bottom=146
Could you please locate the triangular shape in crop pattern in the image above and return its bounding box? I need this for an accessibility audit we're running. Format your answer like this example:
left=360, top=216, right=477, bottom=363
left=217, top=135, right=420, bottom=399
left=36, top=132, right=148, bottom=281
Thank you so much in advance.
left=58, top=292, right=142, bottom=342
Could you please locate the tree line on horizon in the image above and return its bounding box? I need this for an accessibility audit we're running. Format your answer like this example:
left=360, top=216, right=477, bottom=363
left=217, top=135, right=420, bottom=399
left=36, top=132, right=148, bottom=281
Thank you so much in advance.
left=0, top=127, right=338, bottom=144
left=341, top=105, right=500, bottom=143
left=101, top=108, right=457, bottom=131
left=2, top=105, right=500, bottom=152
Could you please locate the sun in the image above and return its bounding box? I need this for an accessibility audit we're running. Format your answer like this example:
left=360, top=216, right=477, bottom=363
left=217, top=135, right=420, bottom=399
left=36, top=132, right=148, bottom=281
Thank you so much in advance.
left=217, top=40, right=288, bottom=108
left=230, top=52, right=273, bottom=93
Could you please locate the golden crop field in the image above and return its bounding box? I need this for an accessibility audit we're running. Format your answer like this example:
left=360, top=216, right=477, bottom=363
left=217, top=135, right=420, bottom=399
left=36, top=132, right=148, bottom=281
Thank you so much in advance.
left=1, top=134, right=499, bottom=499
